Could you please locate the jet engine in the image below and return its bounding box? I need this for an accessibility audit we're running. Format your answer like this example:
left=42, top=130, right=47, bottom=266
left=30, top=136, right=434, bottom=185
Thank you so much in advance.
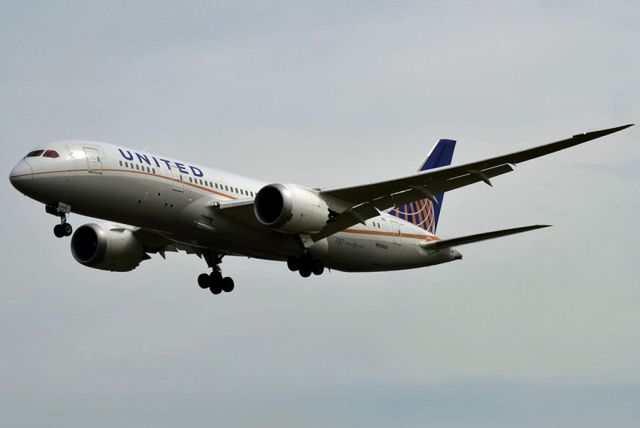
left=254, top=183, right=330, bottom=233
left=70, top=223, right=149, bottom=272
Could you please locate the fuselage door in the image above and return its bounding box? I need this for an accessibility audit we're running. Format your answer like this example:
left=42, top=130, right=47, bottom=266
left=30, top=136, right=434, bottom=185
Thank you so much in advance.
left=171, top=169, right=184, bottom=192
left=83, top=147, right=103, bottom=174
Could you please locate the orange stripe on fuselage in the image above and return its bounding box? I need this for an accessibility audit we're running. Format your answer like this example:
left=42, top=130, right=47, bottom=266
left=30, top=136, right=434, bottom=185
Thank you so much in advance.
left=342, top=228, right=439, bottom=241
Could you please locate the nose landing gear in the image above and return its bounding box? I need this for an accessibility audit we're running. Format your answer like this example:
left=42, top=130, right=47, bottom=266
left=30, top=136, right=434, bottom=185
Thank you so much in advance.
left=53, top=222, right=73, bottom=238
left=46, top=203, right=73, bottom=238
left=198, top=252, right=235, bottom=296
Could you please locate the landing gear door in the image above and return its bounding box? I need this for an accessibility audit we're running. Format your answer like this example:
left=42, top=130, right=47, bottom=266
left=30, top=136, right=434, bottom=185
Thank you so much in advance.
left=83, top=147, right=103, bottom=174
left=171, top=169, right=184, bottom=192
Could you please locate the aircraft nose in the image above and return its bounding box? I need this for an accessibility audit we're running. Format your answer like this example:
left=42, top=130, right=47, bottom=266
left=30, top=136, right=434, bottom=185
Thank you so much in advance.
left=9, top=159, right=33, bottom=191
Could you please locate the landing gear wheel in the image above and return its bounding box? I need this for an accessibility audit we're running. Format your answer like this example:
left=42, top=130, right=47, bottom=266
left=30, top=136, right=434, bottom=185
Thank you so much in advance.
left=53, top=224, right=65, bottom=238
left=221, top=277, right=235, bottom=293
left=209, top=271, right=224, bottom=294
left=299, top=266, right=312, bottom=278
left=47, top=203, right=72, bottom=238
left=210, top=271, right=222, bottom=283
left=312, top=260, right=324, bottom=276
left=287, top=257, right=300, bottom=272
left=197, top=273, right=210, bottom=289
left=200, top=252, right=235, bottom=296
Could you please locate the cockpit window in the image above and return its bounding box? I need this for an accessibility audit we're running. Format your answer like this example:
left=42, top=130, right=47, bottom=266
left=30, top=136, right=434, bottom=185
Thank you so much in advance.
left=25, top=150, right=44, bottom=158
left=43, top=150, right=60, bottom=158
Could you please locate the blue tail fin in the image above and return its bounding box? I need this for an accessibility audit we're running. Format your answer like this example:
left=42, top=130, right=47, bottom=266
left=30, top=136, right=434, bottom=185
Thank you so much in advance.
left=388, top=139, right=456, bottom=233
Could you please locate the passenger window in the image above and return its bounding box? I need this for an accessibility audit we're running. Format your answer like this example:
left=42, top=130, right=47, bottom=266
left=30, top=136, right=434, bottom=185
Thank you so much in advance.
left=25, top=150, right=44, bottom=157
left=125, top=162, right=129, bottom=168
left=119, top=161, right=123, bottom=166
left=152, top=168, right=155, bottom=174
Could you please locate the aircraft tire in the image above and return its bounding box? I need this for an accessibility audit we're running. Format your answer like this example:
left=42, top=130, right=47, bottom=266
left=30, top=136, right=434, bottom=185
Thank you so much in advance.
left=63, top=223, right=73, bottom=236
left=287, top=257, right=300, bottom=271
left=53, top=224, right=65, bottom=238
left=221, top=277, right=234, bottom=293
left=311, top=261, right=324, bottom=276
left=198, top=273, right=210, bottom=289
left=299, top=266, right=311, bottom=278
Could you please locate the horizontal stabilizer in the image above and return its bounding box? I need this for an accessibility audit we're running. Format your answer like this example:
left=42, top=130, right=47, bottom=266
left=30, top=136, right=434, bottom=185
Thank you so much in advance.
left=421, top=224, right=551, bottom=249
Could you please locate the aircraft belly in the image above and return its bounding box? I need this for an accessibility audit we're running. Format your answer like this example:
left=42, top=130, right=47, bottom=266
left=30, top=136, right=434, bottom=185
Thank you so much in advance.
left=322, top=231, right=429, bottom=272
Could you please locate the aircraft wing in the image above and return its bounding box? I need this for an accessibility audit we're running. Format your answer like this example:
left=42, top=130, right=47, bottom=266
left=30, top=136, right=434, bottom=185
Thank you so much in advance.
left=312, top=124, right=632, bottom=241
left=208, top=198, right=260, bottom=226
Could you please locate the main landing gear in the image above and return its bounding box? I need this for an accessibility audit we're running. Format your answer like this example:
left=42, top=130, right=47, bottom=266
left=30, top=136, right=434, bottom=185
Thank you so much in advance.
left=287, top=254, right=324, bottom=278
left=46, top=203, right=73, bottom=238
left=198, top=252, right=235, bottom=295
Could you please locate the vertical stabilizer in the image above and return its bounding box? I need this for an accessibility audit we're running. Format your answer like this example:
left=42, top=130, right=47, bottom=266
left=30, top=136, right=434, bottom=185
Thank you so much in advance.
left=388, top=139, right=456, bottom=233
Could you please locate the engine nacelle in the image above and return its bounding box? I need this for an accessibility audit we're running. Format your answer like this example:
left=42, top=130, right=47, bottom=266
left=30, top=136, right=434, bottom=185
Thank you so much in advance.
left=254, top=183, right=330, bottom=233
left=70, top=223, right=148, bottom=272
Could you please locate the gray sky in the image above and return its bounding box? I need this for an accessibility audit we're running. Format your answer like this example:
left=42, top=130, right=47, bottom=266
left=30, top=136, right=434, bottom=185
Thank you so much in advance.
left=1, top=1, right=639, bottom=427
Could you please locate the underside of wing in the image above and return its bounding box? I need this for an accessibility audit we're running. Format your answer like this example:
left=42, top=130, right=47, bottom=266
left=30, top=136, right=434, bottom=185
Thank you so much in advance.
left=132, top=227, right=196, bottom=257
left=208, top=198, right=259, bottom=226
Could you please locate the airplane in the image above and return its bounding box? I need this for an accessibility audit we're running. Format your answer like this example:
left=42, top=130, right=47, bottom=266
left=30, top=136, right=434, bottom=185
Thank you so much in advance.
left=9, top=124, right=632, bottom=295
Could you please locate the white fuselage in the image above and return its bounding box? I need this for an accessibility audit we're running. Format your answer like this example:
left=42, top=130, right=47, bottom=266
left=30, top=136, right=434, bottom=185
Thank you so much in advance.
left=10, top=141, right=461, bottom=272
